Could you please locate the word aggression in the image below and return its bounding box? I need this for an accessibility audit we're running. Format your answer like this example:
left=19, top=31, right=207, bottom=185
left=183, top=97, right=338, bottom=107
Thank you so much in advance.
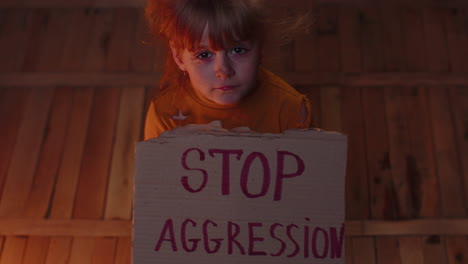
left=154, top=218, right=344, bottom=259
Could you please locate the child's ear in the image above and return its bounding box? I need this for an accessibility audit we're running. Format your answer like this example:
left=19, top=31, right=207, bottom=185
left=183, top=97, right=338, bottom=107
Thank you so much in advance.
left=170, top=42, right=186, bottom=71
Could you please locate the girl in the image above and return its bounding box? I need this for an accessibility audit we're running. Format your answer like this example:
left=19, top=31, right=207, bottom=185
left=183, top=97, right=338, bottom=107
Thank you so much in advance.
left=144, top=0, right=312, bottom=140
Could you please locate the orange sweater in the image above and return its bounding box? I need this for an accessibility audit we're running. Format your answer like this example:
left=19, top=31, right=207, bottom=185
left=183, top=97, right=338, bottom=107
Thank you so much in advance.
left=144, top=67, right=312, bottom=140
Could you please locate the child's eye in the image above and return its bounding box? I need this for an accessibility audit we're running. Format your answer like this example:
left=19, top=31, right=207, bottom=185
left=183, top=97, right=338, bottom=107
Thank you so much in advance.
left=231, top=47, right=248, bottom=55
left=195, top=51, right=213, bottom=60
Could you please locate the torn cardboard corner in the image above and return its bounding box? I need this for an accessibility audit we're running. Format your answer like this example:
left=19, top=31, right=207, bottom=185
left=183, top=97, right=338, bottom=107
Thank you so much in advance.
left=134, top=124, right=348, bottom=264
left=157, top=120, right=254, bottom=137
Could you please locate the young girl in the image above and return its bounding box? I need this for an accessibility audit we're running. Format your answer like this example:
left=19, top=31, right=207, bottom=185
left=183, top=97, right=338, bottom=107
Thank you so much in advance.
left=144, top=0, right=312, bottom=140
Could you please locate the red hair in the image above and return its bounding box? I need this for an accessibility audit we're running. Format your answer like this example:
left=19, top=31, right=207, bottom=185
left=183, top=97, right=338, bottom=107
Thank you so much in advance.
left=144, top=0, right=266, bottom=90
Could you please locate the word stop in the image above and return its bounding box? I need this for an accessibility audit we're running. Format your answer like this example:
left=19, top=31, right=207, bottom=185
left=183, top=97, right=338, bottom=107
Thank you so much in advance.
left=180, top=148, right=305, bottom=201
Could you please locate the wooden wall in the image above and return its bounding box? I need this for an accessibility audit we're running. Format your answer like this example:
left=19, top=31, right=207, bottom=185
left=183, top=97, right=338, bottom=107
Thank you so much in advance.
left=0, top=0, right=467, bottom=263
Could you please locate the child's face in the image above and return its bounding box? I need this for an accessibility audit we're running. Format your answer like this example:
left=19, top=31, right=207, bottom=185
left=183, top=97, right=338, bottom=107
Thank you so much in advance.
left=171, top=27, right=260, bottom=105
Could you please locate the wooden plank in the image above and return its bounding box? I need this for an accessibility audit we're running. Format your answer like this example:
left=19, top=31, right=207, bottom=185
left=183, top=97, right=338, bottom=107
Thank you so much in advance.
left=0, top=88, right=55, bottom=217
left=20, top=9, right=49, bottom=72
left=444, top=8, right=468, bottom=72
left=347, top=219, right=468, bottom=236
left=423, top=235, right=448, bottom=264
left=296, top=86, right=322, bottom=128
left=446, top=236, right=468, bottom=264
left=22, top=88, right=73, bottom=218
left=383, top=86, right=441, bottom=219
left=423, top=8, right=450, bottom=72
left=398, top=237, right=424, bottom=264
left=448, top=87, right=468, bottom=218
left=44, top=237, right=72, bottom=264
left=105, top=8, right=138, bottom=71
left=3, top=72, right=468, bottom=87
left=380, top=6, right=406, bottom=71
left=320, top=86, right=342, bottom=132
left=0, top=72, right=162, bottom=87
left=105, top=87, right=145, bottom=220
left=82, top=8, right=114, bottom=72
left=351, top=237, right=376, bottom=264
left=91, top=238, right=117, bottom=263
left=293, top=2, right=317, bottom=73
left=404, top=87, right=440, bottom=218
left=0, top=237, right=4, bottom=260
left=21, top=237, right=49, bottom=264
left=51, top=22, right=100, bottom=242
left=0, top=220, right=129, bottom=237
left=433, top=85, right=468, bottom=264
left=3, top=0, right=468, bottom=8
left=4, top=20, right=70, bottom=260
left=151, top=42, right=167, bottom=73
left=0, top=88, right=28, bottom=206
left=428, top=87, right=467, bottom=217
left=339, top=6, right=362, bottom=73
left=259, top=6, right=295, bottom=73
left=49, top=87, right=94, bottom=219
left=146, top=10, right=168, bottom=74
left=376, top=236, right=402, bottom=264
left=29, top=9, right=74, bottom=71
left=401, top=7, right=427, bottom=71
left=144, top=84, right=159, bottom=118
left=384, top=87, right=416, bottom=219
left=277, top=6, right=298, bottom=72
left=115, top=237, right=131, bottom=264
left=336, top=0, right=372, bottom=230
left=307, top=87, right=322, bottom=128
left=345, top=237, right=353, bottom=264
left=341, top=87, right=370, bottom=219
left=0, top=9, right=31, bottom=72
left=353, top=7, right=401, bottom=264
left=359, top=6, right=385, bottom=72
left=68, top=238, right=95, bottom=264
left=315, top=5, right=341, bottom=72
left=0, top=236, right=27, bottom=263
left=132, top=9, right=156, bottom=73
left=103, top=7, right=142, bottom=218
left=73, top=87, right=120, bottom=219
left=0, top=9, right=5, bottom=32
left=60, top=9, right=95, bottom=71
left=0, top=219, right=467, bottom=237
left=362, top=87, right=396, bottom=219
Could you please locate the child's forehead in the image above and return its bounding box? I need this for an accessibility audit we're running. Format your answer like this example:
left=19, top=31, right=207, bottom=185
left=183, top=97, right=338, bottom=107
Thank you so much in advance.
left=188, top=26, right=252, bottom=51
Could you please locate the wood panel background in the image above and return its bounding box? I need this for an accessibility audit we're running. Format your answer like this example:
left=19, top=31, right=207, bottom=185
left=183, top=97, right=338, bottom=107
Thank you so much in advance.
left=0, top=0, right=467, bottom=263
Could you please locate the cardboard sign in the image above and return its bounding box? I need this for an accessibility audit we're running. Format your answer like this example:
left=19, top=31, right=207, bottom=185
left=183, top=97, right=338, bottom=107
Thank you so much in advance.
left=133, top=125, right=347, bottom=263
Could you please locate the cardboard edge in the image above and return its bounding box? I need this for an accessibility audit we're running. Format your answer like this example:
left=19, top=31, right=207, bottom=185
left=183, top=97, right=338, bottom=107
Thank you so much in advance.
left=142, top=124, right=347, bottom=143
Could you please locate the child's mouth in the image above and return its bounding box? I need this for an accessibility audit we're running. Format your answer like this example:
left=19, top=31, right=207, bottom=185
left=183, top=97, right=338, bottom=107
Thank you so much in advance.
left=216, top=86, right=237, bottom=91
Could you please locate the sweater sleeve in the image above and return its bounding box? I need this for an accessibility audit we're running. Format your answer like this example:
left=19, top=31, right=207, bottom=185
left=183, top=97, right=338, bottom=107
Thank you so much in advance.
left=280, top=94, right=313, bottom=130
left=299, top=95, right=313, bottom=128
left=144, top=100, right=170, bottom=140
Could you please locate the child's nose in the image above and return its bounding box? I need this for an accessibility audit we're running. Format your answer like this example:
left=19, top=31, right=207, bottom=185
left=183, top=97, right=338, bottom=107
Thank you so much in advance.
left=215, top=53, right=234, bottom=79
